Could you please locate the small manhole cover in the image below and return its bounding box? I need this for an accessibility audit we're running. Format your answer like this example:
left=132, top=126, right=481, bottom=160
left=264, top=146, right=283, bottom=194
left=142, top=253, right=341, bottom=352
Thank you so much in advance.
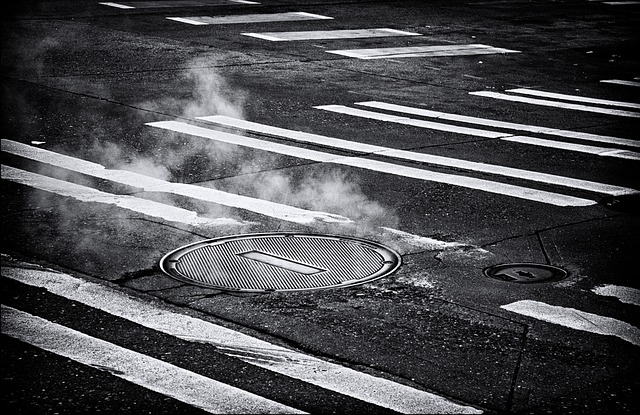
left=160, top=233, right=402, bottom=293
left=483, top=263, right=567, bottom=283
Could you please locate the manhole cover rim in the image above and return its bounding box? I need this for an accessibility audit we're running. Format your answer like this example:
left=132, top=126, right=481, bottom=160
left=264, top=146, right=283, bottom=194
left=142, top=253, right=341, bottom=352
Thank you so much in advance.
left=160, top=232, right=402, bottom=293
left=483, top=262, right=568, bottom=284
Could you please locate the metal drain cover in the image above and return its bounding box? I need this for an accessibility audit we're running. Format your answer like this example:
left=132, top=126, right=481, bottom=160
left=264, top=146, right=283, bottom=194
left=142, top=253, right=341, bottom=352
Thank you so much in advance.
left=483, top=263, right=567, bottom=283
left=160, top=233, right=402, bottom=293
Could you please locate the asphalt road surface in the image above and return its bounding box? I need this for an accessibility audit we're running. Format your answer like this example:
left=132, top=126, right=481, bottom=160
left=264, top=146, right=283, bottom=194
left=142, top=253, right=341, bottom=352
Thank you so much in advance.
left=2, top=0, right=639, bottom=413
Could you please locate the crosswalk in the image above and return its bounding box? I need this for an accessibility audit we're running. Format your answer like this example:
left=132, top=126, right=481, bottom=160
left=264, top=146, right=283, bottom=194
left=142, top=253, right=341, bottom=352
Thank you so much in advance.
left=1, top=138, right=494, bottom=257
left=470, top=89, right=640, bottom=118
left=132, top=1, right=520, bottom=61
left=3, top=254, right=639, bottom=413
left=3, top=91, right=638, bottom=239
left=315, top=103, right=640, bottom=160
left=2, top=265, right=483, bottom=414
left=6, top=3, right=640, bottom=412
left=194, top=115, right=637, bottom=196
left=4, top=305, right=304, bottom=414
left=148, top=119, right=601, bottom=207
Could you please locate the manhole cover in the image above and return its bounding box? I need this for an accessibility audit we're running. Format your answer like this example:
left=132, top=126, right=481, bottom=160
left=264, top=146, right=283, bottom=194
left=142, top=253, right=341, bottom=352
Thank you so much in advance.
left=483, top=263, right=567, bottom=283
left=160, top=233, right=402, bottom=293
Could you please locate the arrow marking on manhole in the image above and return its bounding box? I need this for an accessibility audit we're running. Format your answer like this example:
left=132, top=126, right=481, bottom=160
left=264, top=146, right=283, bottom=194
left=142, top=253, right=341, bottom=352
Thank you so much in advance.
left=238, top=251, right=326, bottom=275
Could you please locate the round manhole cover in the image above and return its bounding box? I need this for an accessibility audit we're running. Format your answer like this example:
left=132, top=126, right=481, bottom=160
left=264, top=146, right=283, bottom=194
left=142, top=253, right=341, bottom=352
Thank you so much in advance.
left=483, top=263, right=567, bottom=283
left=160, top=233, right=402, bottom=293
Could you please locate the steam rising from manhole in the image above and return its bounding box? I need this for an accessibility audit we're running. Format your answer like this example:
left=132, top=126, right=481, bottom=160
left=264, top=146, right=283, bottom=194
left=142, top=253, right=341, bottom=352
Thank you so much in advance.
left=483, top=263, right=567, bottom=283
left=159, top=233, right=402, bottom=293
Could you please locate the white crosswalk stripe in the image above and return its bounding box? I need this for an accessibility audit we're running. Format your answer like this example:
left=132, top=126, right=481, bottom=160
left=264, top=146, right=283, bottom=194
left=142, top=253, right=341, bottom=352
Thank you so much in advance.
left=242, top=28, right=421, bottom=42
left=167, top=12, right=333, bottom=25
left=592, top=285, right=640, bottom=306
left=99, top=2, right=135, bottom=8
left=501, top=300, right=640, bottom=347
left=1, top=139, right=350, bottom=225
left=595, top=1, right=640, bottom=5
left=1, top=164, right=247, bottom=228
left=148, top=120, right=598, bottom=207
left=316, top=103, right=640, bottom=160
left=200, top=115, right=637, bottom=197
left=2, top=305, right=304, bottom=415
left=470, top=90, right=640, bottom=118
left=326, top=44, right=519, bottom=60
left=505, top=88, right=640, bottom=110
left=2, top=139, right=487, bottom=254
left=100, top=0, right=260, bottom=9
left=600, top=79, right=640, bottom=87
left=3, top=266, right=483, bottom=414
left=355, top=101, right=640, bottom=148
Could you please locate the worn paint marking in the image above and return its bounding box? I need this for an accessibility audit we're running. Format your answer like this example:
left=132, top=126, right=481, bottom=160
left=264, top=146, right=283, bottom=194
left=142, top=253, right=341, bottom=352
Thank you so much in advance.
left=151, top=121, right=596, bottom=207
left=355, top=101, right=640, bottom=148
left=316, top=104, right=640, bottom=160
left=201, top=115, right=637, bottom=196
left=1, top=139, right=350, bottom=225
left=1, top=165, right=245, bottom=227
left=501, top=300, right=640, bottom=346
left=592, top=285, right=640, bottom=307
left=242, top=28, right=421, bottom=41
left=507, top=88, right=640, bottom=110
left=326, top=44, right=519, bottom=59
left=2, top=305, right=305, bottom=414
left=2, top=267, right=483, bottom=414
left=101, top=1, right=259, bottom=8
left=600, top=79, right=640, bottom=87
left=470, top=91, right=640, bottom=118
left=167, top=12, right=332, bottom=25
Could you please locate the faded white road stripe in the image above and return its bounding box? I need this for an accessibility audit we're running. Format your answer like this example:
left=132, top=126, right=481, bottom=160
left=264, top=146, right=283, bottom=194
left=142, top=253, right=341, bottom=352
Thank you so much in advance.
left=500, top=136, right=640, bottom=160
left=1, top=139, right=350, bottom=225
left=1, top=305, right=305, bottom=415
left=507, top=88, right=640, bottom=110
left=315, top=105, right=507, bottom=138
left=326, top=44, right=519, bottom=59
left=501, top=300, right=640, bottom=347
left=470, top=91, right=640, bottom=118
left=99, top=2, right=135, bottom=8
left=0, top=139, right=488, bottom=253
left=100, top=1, right=260, bottom=9
left=150, top=121, right=596, bottom=207
left=2, top=266, right=483, bottom=414
left=355, top=101, right=640, bottom=148
left=167, top=12, right=332, bottom=25
left=600, top=79, right=640, bottom=87
left=592, top=285, right=640, bottom=307
left=242, top=28, right=421, bottom=41
left=166, top=17, right=209, bottom=25
left=316, top=105, right=640, bottom=160
left=199, top=115, right=637, bottom=196
left=1, top=165, right=245, bottom=228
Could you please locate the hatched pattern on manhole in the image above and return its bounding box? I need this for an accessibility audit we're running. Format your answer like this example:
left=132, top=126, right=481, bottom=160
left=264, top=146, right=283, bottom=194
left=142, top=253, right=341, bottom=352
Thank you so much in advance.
left=160, top=233, right=401, bottom=292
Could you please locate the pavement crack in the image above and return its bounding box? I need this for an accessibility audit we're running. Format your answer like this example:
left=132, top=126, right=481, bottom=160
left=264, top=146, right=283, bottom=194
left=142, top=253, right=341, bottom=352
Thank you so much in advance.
left=535, top=231, right=552, bottom=265
left=506, top=325, right=529, bottom=412
left=112, top=267, right=159, bottom=284
left=481, top=214, right=625, bottom=251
